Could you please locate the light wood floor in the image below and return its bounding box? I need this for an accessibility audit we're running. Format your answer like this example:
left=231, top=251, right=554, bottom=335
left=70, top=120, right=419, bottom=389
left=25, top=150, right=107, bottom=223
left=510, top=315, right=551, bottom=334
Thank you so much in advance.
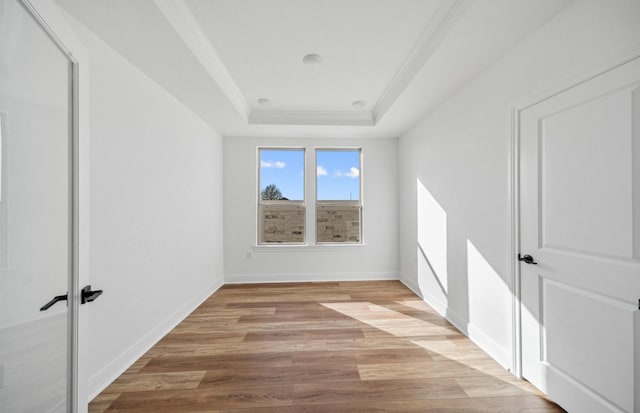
left=90, top=281, right=564, bottom=412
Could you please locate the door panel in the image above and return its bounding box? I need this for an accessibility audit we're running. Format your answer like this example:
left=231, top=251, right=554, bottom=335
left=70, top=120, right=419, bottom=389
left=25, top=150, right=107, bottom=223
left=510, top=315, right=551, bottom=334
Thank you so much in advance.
left=542, top=279, right=635, bottom=409
left=0, top=0, right=73, bottom=411
left=541, top=87, right=635, bottom=259
left=520, top=57, right=640, bottom=413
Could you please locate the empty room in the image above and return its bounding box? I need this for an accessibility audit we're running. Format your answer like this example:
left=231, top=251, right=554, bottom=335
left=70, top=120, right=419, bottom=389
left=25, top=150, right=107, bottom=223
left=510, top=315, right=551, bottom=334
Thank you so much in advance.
left=1, top=0, right=639, bottom=412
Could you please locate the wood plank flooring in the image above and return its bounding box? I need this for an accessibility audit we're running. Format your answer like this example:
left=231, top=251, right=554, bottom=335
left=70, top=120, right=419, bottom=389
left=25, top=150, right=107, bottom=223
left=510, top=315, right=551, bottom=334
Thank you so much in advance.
left=89, top=281, right=565, bottom=412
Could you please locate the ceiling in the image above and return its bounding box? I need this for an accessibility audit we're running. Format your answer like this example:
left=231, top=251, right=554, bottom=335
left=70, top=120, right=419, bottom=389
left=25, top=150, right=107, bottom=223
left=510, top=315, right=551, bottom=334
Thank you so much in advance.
left=55, top=0, right=570, bottom=138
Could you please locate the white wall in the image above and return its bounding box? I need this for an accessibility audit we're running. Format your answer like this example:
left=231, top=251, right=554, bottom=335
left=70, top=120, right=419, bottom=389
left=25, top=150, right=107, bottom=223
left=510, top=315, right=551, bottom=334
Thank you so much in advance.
left=223, top=137, right=398, bottom=282
left=398, top=0, right=640, bottom=368
left=62, top=15, right=225, bottom=399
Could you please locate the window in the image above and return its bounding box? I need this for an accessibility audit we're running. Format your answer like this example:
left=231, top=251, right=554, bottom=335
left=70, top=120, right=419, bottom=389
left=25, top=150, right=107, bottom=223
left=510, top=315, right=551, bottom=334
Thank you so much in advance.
left=316, top=149, right=362, bottom=243
left=258, top=148, right=305, bottom=244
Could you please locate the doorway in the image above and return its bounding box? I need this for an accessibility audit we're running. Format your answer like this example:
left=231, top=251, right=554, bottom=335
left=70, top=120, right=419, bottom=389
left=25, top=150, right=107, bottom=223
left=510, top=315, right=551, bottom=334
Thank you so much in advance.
left=514, top=56, right=640, bottom=412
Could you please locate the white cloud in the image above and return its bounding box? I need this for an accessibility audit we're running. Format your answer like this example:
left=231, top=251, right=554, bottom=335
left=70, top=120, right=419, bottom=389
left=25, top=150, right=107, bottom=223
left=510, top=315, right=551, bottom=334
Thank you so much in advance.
left=336, top=167, right=359, bottom=178
left=345, top=167, right=359, bottom=178
left=261, top=160, right=286, bottom=169
left=317, top=165, right=328, bottom=176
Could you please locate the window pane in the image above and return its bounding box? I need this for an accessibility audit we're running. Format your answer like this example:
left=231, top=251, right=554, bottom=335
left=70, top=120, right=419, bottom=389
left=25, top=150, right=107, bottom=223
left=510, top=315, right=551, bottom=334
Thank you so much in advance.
left=316, top=149, right=361, bottom=244
left=260, top=204, right=305, bottom=243
left=317, top=205, right=361, bottom=243
left=316, top=150, right=360, bottom=201
left=259, top=149, right=304, bottom=201
left=258, top=148, right=305, bottom=244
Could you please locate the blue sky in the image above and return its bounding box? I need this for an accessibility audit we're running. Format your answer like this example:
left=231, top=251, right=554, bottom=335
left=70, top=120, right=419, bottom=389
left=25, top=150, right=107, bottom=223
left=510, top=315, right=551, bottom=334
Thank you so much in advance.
left=260, top=150, right=305, bottom=200
left=259, top=149, right=360, bottom=201
left=316, top=150, right=360, bottom=201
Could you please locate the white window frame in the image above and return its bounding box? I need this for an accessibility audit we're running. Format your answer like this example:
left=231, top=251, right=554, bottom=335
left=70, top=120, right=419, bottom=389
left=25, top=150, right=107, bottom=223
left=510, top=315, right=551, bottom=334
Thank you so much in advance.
left=0, top=113, right=8, bottom=267
left=315, top=147, right=363, bottom=244
left=257, top=147, right=306, bottom=245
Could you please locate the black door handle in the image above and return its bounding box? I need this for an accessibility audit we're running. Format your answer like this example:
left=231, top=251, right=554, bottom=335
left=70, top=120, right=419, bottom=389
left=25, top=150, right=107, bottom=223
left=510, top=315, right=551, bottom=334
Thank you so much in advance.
left=518, top=254, right=538, bottom=265
left=40, top=294, right=68, bottom=311
left=81, top=285, right=103, bottom=304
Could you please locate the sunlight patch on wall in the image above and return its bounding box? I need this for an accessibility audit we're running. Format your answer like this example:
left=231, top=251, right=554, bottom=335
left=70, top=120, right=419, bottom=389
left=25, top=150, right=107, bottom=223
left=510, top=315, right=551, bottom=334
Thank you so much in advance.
left=466, top=239, right=511, bottom=348
left=416, top=179, right=448, bottom=309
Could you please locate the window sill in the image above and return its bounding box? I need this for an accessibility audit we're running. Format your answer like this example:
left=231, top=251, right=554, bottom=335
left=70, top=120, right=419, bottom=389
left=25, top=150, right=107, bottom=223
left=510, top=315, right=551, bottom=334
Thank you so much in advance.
left=253, top=243, right=366, bottom=253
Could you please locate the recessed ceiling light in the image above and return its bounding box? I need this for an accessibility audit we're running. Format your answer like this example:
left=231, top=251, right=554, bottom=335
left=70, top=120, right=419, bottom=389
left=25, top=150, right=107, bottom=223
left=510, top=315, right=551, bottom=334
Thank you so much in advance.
left=257, top=98, right=271, bottom=106
left=302, top=53, right=322, bottom=66
left=352, top=100, right=366, bottom=108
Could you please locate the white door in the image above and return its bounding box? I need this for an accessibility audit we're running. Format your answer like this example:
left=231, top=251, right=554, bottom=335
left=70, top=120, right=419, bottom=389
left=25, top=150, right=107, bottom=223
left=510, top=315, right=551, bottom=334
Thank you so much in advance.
left=520, top=56, right=640, bottom=413
left=0, top=0, right=77, bottom=411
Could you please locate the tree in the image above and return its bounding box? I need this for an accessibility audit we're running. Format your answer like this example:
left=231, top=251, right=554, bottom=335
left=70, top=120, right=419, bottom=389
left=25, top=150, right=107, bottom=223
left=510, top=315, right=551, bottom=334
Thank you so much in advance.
left=261, top=184, right=284, bottom=200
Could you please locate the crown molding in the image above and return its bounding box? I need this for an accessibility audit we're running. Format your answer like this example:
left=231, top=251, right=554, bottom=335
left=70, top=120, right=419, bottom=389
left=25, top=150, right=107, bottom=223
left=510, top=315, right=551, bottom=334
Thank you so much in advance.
left=249, top=110, right=375, bottom=126
left=373, top=0, right=470, bottom=122
left=153, top=0, right=250, bottom=120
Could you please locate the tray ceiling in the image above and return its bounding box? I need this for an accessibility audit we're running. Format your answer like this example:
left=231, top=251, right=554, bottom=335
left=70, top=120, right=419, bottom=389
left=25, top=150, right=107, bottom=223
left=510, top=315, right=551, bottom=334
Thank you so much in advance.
left=55, top=0, right=571, bottom=138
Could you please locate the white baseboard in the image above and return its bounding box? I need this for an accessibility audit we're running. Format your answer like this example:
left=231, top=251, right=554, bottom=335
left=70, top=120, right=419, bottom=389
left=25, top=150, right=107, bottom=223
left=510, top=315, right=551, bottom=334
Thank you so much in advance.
left=398, top=272, right=447, bottom=316
left=468, top=323, right=511, bottom=370
left=446, top=308, right=511, bottom=370
left=398, top=272, right=422, bottom=298
left=88, top=277, right=224, bottom=400
left=400, top=272, right=511, bottom=372
left=224, top=272, right=399, bottom=284
left=445, top=307, right=469, bottom=336
left=420, top=289, right=447, bottom=317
